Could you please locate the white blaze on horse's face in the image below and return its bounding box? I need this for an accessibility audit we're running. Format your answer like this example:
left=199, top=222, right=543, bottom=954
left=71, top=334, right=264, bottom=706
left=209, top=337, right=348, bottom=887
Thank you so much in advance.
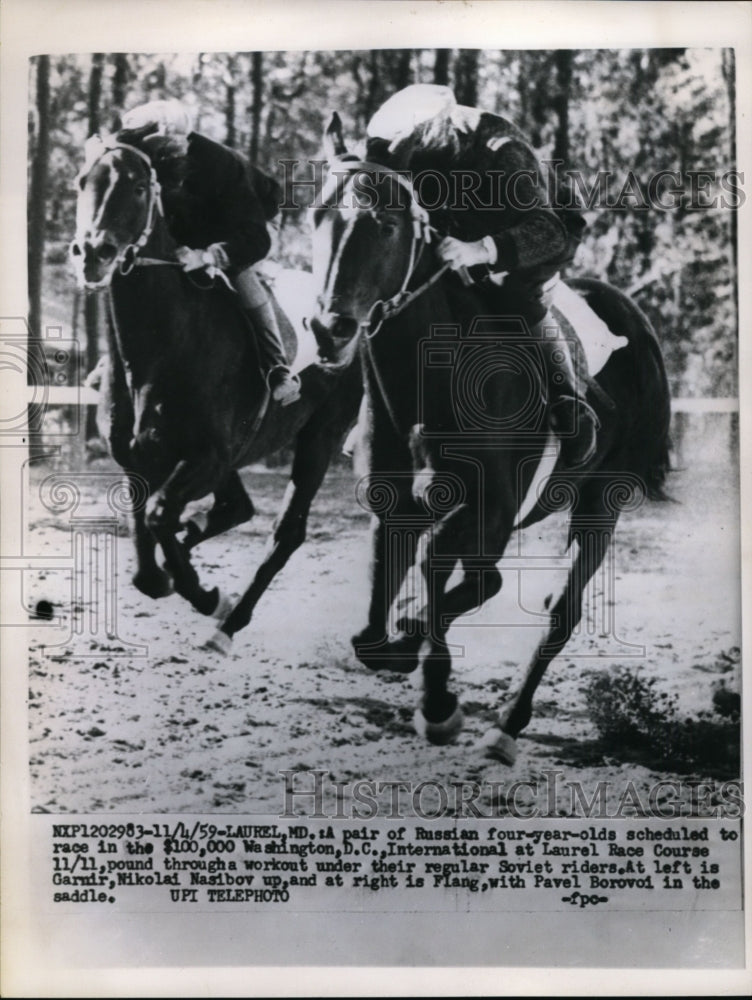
left=71, top=149, right=151, bottom=289
left=312, top=171, right=415, bottom=328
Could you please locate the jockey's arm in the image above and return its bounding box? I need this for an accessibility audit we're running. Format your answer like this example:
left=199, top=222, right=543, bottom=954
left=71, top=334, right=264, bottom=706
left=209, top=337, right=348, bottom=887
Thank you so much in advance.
left=483, top=138, right=572, bottom=271
left=437, top=137, right=576, bottom=274
left=206, top=145, right=272, bottom=271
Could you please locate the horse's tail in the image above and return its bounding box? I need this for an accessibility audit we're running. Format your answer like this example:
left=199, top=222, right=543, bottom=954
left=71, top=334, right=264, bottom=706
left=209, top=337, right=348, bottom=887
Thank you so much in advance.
left=570, top=276, right=675, bottom=504
left=626, top=297, right=674, bottom=503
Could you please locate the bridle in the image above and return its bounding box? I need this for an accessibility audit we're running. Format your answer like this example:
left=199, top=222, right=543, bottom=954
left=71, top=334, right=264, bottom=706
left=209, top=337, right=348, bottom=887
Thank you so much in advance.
left=326, top=159, right=451, bottom=338
left=71, top=138, right=176, bottom=290
left=323, top=159, right=453, bottom=435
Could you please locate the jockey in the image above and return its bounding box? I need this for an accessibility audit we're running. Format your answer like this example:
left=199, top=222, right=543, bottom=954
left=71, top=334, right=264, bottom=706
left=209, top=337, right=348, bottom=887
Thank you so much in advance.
left=120, top=100, right=300, bottom=406
left=366, top=84, right=598, bottom=467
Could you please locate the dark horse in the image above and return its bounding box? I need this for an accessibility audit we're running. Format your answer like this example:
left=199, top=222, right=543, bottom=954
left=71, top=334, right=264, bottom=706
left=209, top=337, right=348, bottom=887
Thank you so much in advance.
left=71, top=133, right=361, bottom=650
left=311, top=121, right=671, bottom=763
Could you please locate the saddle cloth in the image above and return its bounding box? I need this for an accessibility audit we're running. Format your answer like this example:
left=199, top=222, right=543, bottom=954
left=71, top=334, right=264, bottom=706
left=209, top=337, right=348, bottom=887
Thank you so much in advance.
left=549, top=280, right=628, bottom=377
left=512, top=281, right=629, bottom=528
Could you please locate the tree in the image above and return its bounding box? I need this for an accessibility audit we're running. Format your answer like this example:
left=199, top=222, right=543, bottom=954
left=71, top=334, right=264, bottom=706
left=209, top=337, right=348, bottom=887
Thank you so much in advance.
left=552, top=50, right=573, bottom=165
left=28, top=56, right=50, bottom=342
left=111, top=53, right=130, bottom=124
left=249, top=52, right=263, bottom=164
left=28, top=55, right=51, bottom=460
left=224, top=54, right=238, bottom=148
left=434, top=49, right=450, bottom=86
left=453, top=49, right=479, bottom=107
left=84, top=54, right=104, bottom=439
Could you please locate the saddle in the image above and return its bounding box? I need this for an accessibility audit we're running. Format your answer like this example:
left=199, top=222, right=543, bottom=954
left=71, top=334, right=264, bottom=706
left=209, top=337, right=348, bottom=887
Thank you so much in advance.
left=473, top=275, right=625, bottom=415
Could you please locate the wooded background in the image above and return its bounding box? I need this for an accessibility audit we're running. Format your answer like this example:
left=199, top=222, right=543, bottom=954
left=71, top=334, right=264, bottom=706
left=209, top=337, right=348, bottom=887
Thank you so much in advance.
left=28, top=47, right=738, bottom=416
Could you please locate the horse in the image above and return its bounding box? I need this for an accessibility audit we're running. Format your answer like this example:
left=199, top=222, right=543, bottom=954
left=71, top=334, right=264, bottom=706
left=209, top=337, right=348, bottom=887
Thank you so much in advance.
left=71, top=132, right=362, bottom=651
left=310, top=118, right=672, bottom=764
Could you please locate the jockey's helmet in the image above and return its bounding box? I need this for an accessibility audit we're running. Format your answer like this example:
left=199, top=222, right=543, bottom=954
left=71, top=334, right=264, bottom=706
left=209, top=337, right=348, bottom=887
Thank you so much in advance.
left=121, top=99, right=194, bottom=137
left=367, top=84, right=457, bottom=144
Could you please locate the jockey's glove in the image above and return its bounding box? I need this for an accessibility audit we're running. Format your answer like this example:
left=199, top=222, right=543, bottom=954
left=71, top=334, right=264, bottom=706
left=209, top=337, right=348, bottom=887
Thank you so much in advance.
left=175, top=243, right=230, bottom=272
left=437, top=235, right=498, bottom=270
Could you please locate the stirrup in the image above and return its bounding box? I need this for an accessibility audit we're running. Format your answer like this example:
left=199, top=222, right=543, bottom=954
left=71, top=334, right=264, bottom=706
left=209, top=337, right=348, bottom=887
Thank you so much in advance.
left=549, top=395, right=599, bottom=468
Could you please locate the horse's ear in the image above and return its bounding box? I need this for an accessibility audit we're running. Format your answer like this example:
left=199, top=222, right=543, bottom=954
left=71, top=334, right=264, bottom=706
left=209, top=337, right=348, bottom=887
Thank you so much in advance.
left=323, top=111, right=348, bottom=160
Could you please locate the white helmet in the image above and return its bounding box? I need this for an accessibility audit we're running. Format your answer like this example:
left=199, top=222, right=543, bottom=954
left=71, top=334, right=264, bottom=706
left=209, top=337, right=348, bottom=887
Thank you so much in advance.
left=367, top=84, right=457, bottom=143
left=121, top=99, right=194, bottom=136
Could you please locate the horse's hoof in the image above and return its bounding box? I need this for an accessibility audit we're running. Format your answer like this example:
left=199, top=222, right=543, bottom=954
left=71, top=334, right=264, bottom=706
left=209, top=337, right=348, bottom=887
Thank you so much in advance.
left=383, top=631, right=423, bottom=673
left=352, top=627, right=422, bottom=674
left=201, top=630, right=232, bottom=656
left=352, top=628, right=393, bottom=672
left=212, top=590, right=234, bottom=621
left=413, top=703, right=464, bottom=745
left=354, top=646, right=418, bottom=674
left=132, top=570, right=173, bottom=599
left=477, top=726, right=518, bottom=765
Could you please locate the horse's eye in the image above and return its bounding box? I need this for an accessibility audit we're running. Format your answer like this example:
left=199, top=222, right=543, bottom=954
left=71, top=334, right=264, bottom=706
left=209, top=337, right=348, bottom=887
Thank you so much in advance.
left=134, top=184, right=147, bottom=196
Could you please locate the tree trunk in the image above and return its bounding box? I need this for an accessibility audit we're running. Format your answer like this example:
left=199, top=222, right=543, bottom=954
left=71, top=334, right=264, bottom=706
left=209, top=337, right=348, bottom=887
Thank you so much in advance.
left=721, top=49, right=737, bottom=280
left=392, top=49, right=411, bottom=91
left=434, top=49, right=450, bottom=86
left=28, top=56, right=50, bottom=342
left=249, top=52, right=263, bottom=164
left=28, top=56, right=51, bottom=461
left=453, top=49, right=479, bottom=107
left=365, top=50, right=382, bottom=121
left=111, top=53, right=130, bottom=126
left=224, top=55, right=237, bottom=148
left=552, top=50, right=573, bottom=165
left=85, top=54, right=104, bottom=440
left=526, top=52, right=552, bottom=149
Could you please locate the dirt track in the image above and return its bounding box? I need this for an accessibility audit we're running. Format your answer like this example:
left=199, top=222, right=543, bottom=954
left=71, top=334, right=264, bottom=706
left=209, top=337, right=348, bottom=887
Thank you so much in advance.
left=27, top=421, right=740, bottom=817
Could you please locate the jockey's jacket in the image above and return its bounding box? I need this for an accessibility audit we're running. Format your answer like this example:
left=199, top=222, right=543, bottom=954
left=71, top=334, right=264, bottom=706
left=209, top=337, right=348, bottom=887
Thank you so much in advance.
left=367, top=109, right=586, bottom=320
left=161, top=132, right=282, bottom=273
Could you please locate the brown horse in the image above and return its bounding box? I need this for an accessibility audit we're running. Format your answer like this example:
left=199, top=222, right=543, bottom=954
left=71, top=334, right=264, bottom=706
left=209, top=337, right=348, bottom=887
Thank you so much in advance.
left=72, top=132, right=361, bottom=650
left=310, top=120, right=672, bottom=763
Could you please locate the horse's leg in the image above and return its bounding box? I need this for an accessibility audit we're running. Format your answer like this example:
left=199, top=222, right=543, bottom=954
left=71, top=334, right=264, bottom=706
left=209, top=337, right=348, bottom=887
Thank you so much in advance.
left=392, top=496, right=514, bottom=741
left=182, top=471, right=255, bottom=551
left=351, top=504, right=422, bottom=671
left=101, top=359, right=174, bottom=600
left=203, top=417, right=339, bottom=652
left=145, top=457, right=229, bottom=617
left=131, top=501, right=173, bottom=599
left=485, top=480, right=619, bottom=764
left=397, top=558, right=504, bottom=633
left=350, top=423, right=420, bottom=669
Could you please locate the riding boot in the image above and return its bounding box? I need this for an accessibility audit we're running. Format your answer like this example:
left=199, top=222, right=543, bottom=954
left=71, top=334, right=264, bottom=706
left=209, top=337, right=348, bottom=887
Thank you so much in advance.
left=532, top=314, right=599, bottom=468
left=234, top=267, right=300, bottom=406
left=245, top=298, right=301, bottom=406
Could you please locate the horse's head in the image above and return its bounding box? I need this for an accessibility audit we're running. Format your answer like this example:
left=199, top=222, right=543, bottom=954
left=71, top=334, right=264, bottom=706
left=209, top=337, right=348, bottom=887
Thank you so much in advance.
left=310, top=113, right=433, bottom=357
left=70, top=134, right=160, bottom=289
